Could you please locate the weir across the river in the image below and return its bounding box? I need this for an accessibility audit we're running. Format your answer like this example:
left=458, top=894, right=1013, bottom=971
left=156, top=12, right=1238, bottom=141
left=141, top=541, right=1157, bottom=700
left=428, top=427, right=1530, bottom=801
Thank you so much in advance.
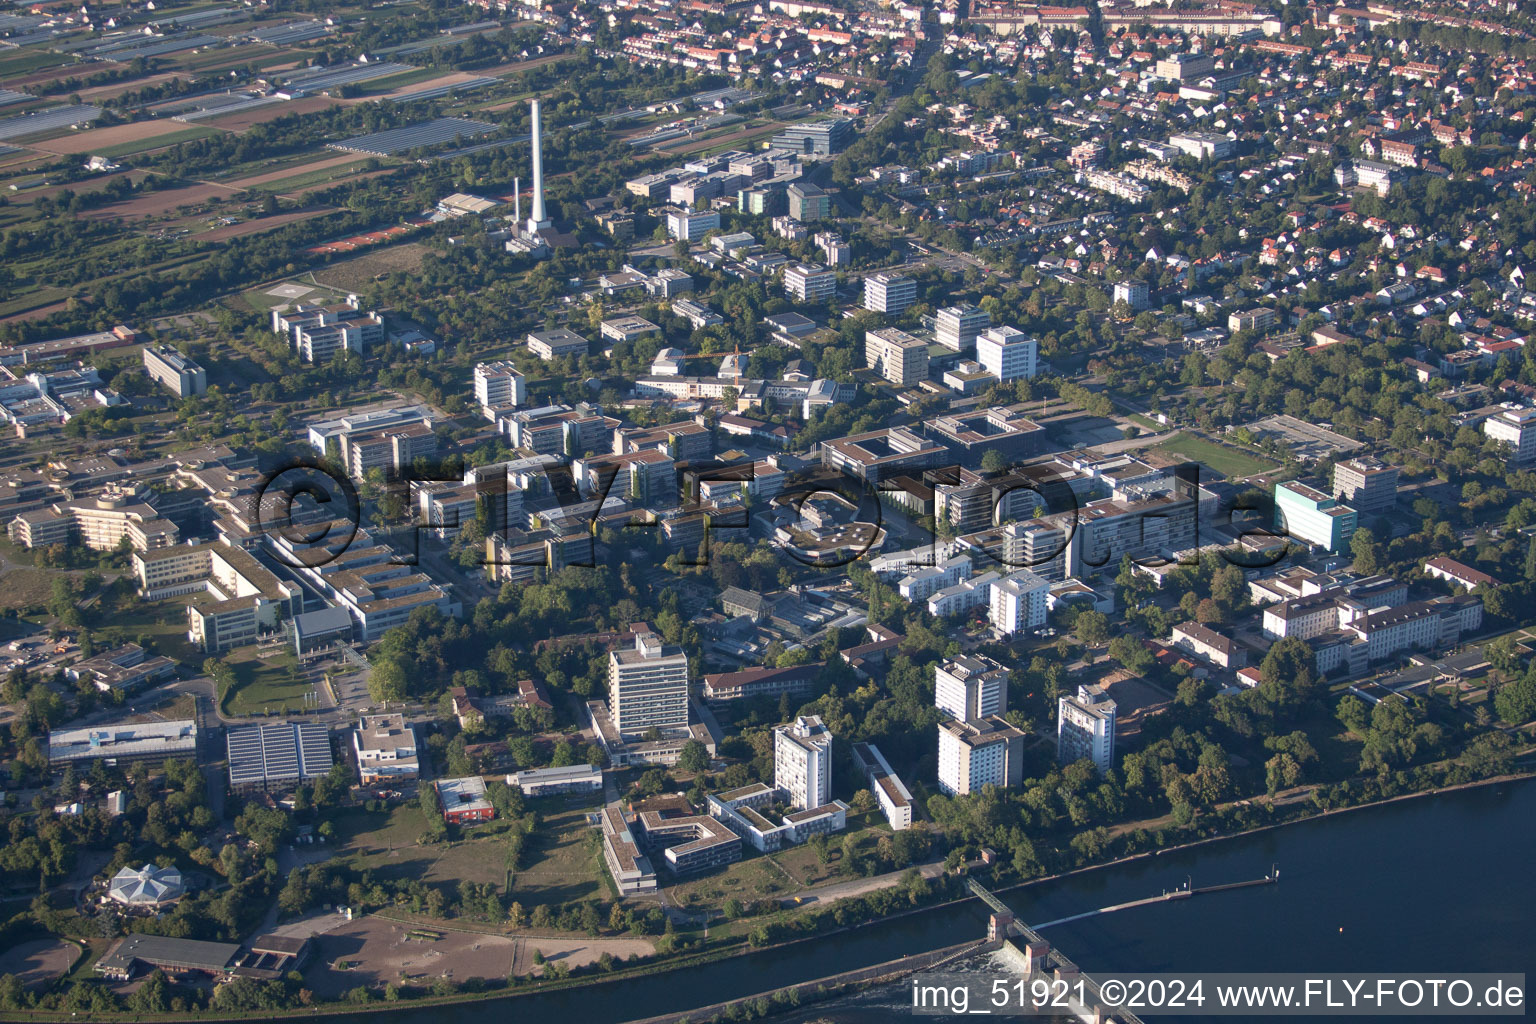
left=966, top=867, right=1278, bottom=1024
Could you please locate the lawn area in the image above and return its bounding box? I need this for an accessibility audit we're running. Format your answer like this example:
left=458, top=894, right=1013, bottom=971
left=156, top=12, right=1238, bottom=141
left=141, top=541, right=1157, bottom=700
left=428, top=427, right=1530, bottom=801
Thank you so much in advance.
left=336, top=801, right=604, bottom=899
left=1151, top=431, right=1279, bottom=479
left=84, top=125, right=223, bottom=159
left=246, top=160, right=376, bottom=194
left=93, top=594, right=203, bottom=665
left=0, top=567, right=62, bottom=615
left=220, top=647, right=313, bottom=715
left=0, top=49, right=74, bottom=76
left=508, top=805, right=606, bottom=909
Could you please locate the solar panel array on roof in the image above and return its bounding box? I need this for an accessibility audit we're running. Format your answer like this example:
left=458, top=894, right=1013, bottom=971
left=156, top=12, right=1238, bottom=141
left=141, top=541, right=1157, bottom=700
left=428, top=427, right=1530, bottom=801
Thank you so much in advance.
left=226, top=722, right=333, bottom=789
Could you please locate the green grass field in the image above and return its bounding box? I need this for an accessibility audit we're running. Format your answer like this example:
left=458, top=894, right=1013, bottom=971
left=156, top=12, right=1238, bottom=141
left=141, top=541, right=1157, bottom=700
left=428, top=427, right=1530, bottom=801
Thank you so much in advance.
left=1151, top=432, right=1279, bottom=479
left=0, top=50, right=74, bottom=77
left=246, top=159, right=373, bottom=194
left=221, top=647, right=313, bottom=715
left=84, top=125, right=223, bottom=160
left=508, top=806, right=606, bottom=908
left=355, top=67, right=443, bottom=94
left=336, top=801, right=605, bottom=901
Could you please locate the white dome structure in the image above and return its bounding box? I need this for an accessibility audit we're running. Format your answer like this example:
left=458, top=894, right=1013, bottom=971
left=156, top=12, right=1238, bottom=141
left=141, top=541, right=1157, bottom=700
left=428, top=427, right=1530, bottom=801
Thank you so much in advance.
left=107, top=864, right=184, bottom=907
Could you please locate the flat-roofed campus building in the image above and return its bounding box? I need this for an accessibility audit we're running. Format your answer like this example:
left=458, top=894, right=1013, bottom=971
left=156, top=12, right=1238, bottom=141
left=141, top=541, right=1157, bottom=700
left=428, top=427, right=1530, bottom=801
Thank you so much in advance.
left=1057, top=685, right=1117, bottom=774
left=352, top=713, right=419, bottom=785
left=133, top=542, right=303, bottom=654
left=226, top=721, right=334, bottom=794
left=142, top=345, right=207, bottom=397
left=851, top=742, right=912, bottom=830
left=527, top=327, right=589, bottom=361
left=864, top=328, right=929, bottom=386
left=775, top=714, right=833, bottom=810
left=820, top=426, right=945, bottom=483
left=706, top=782, right=847, bottom=852
left=936, top=715, right=1025, bottom=796
left=934, top=655, right=1009, bottom=723
left=608, top=628, right=690, bottom=734
left=507, top=763, right=603, bottom=797
left=436, top=776, right=494, bottom=824
left=49, top=719, right=198, bottom=768
left=1331, top=456, right=1399, bottom=514
left=863, top=272, right=917, bottom=314
left=1274, top=480, right=1357, bottom=553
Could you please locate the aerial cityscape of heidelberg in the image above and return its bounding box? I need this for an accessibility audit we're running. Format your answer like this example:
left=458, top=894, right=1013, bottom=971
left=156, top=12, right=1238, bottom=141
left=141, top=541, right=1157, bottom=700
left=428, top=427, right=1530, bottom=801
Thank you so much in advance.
left=0, top=0, right=1531, bottom=1018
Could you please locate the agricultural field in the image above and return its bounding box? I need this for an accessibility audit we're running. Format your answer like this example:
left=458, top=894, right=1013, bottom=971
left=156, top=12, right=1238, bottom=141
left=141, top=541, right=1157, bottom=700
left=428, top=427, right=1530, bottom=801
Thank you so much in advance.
left=26, top=122, right=223, bottom=158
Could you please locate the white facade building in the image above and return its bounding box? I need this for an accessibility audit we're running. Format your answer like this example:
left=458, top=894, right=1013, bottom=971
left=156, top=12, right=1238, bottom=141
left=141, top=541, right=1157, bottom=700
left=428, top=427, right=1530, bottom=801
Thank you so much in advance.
left=989, top=568, right=1050, bottom=636
left=975, top=326, right=1039, bottom=382
left=1057, top=685, right=1116, bottom=774
left=608, top=630, right=690, bottom=734
left=474, top=361, right=527, bottom=412
left=775, top=714, right=833, bottom=810
left=934, top=655, right=1009, bottom=722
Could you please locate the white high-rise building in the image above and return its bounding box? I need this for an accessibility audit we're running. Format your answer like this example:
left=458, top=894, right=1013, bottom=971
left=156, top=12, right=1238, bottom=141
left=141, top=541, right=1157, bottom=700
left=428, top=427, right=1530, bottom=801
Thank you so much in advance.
left=1483, top=406, right=1536, bottom=465
left=934, top=655, right=1009, bottom=723
left=775, top=714, right=833, bottom=810
left=474, top=361, right=527, bottom=412
left=863, top=272, right=917, bottom=314
left=608, top=631, right=690, bottom=734
left=784, top=263, right=836, bottom=303
left=989, top=568, right=1050, bottom=636
left=1057, top=685, right=1116, bottom=774
left=975, top=326, right=1038, bottom=382
left=936, top=716, right=1024, bottom=796
left=935, top=303, right=992, bottom=351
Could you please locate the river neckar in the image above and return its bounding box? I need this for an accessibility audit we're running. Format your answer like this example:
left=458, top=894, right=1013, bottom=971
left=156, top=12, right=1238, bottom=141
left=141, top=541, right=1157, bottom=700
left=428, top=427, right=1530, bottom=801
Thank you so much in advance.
left=331, top=780, right=1536, bottom=1024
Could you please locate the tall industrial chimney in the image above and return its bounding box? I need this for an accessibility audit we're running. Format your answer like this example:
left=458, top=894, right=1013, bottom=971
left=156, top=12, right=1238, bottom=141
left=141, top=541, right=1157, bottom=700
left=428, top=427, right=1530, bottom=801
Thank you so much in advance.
left=513, top=176, right=521, bottom=227
left=527, top=99, right=550, bottom=233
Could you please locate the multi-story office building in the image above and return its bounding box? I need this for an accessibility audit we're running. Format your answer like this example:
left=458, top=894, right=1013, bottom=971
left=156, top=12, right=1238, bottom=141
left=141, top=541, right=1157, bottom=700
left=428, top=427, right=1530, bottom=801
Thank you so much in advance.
left=226, top=721, right=334, bottom=795
left=608, top=629, right=690, bottom=734
left=935, top=304, right=992, bottom=351
left=769, top=118, right=854, bottom=156
left=990, top=568, right=1050, bottom=636
left=474, top=361, right=527, bottom=412
left=49, top=719, right=198, bottom=769
left=1156, top=53, right=1216, bottom=80
left=1169, top=130, right=1235, bottom=160
left=1483, top=406, right=1536, bottom=464
left=133, top=542, right=303, bottom=653
left=774, top=714, right=833, bottom=810
left=975, top=326, right=1038, bottom=382
left=783, top=263, right=836, bottom=303
left=353, top=713, right=419, bottom=784
left=814, top=230, right=850, bottom=266
left=863, top=272, right=917, bottom=314
left=787, top=182, right=831, bottom=222
left=936, top=716, right=1025, bottom=796
left=142, top=346, right=207, bottom=397
left=934, top=655, right=1010, bottom=723
left=1331, top=457, right=1399, bottom=514
left=1057, top=685, right=1116, bottom=774
left=1274, top=480, right=1357, bottom=553
left=850, top=742, right=912, bottom=830
left=1111, top=280, right=1150, bottom=312
left=527, top=328, right=589, bottom=361
left=664, top=205, right=721, bottom=242
left=342, top=423, right=438, bottom=480
left=864, top=327, right=929, bottom=386
left=819, top=426, right=945, bottom=483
